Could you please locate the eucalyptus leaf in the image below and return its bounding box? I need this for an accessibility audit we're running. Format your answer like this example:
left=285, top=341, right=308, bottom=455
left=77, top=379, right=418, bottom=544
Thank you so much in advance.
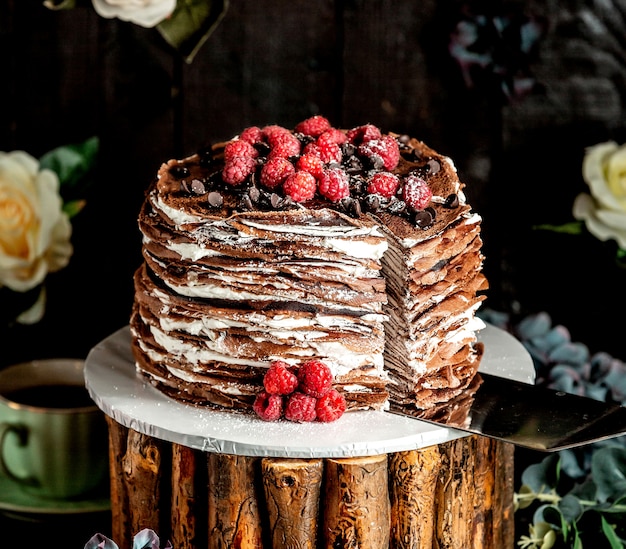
left=535, top=504, right=567, bottom=540
left=548, top=342, right=589, bottom=368
left=516, top=311, right=552, bottom=340
left=530, top=326, right=572, bottom=355
left=157, top=0, right=229, bottom=63
left=569, top=475, right=599, bottom=502
left=39, top=136, right=99, bottom=191
left=559, top=494, right=583, bottom=524
left=522, top=454, right=561, bottom=493
left=558, top=449, right=587, bottom=481
left=591, top=446, right=626, bottom=503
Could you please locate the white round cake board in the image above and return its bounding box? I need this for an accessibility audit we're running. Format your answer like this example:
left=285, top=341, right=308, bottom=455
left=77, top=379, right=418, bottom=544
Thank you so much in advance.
left=84, top=324, right=534, bottom=458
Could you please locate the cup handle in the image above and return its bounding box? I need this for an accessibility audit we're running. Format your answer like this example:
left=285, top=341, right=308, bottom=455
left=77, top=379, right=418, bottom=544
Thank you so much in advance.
left=0, top=422, right=38, bottom=487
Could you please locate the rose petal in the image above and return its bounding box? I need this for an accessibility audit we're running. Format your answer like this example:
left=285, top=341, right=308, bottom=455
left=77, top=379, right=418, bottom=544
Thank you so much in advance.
left=92, top=0, right=176, bottom=28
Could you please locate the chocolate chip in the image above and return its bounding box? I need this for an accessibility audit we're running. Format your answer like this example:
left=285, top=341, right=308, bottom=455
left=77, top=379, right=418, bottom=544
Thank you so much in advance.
left=190, top=179, right=206, bottom=194
left=444, top=193, right=459, bottom=208
left=254, top=142, right=271, bottom=156
left=341, top=197, right=362, bottom=218
left=425, top=158, right=441, bottom=175
left=270, top=193, right=283, bottom=208
left=414, top=208, right=434, bottom=228
left=208, top=191, right=223, bottom=207
left=170, top=165, right=190, bottom=179
left=240, top=194, right=254, bottom=210
left=364, top=194, right=381, bottom=212
left=249, top=186, right=260, bottom=203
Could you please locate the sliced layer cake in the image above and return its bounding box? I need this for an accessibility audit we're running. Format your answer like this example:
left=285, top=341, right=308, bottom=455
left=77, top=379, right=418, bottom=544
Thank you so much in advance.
left=130, top=116, right=487, bottom=418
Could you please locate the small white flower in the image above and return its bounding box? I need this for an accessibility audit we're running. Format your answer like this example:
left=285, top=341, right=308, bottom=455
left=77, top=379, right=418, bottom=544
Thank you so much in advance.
left=0, top=150, right=72, bottom=294
left=573, top=141, right=626, bottom=250
left=92, top=0, right=176, bottom=28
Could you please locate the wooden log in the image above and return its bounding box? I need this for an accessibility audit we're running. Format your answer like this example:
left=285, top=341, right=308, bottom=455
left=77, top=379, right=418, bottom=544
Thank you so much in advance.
left=120, top=427, right=167, bottom=546
left=207, top=453, right=263, bottom=548
left=434, top=435, right=486, bottom=549
left=323, top=454, right=390, bottom=549
left=261, top=458, right=324, bottom=549
left=388, top=446, right=441, bottom=548
left=494, top=442, right=515, bottom=548
left=171, top=443, right=203, bottom=549
left=106, top=416, right=132, bottom=548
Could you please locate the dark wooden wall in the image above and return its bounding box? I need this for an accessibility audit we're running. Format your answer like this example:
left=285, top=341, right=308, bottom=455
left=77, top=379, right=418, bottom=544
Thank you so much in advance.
left=2, top=0, right=626, bottom=365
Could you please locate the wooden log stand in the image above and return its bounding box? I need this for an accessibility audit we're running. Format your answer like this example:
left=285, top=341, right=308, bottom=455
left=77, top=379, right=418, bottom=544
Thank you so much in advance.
left=87, top=325, right=532, bottom=549
left=105, top=416, right=514, bottom=549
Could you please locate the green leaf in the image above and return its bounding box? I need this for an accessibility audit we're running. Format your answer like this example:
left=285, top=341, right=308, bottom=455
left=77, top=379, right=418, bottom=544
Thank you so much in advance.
left=62, top=199, right=87, bottom=219
left=591, top=446, right=626, bottom=503
left=39, top=136, right=99, bottom=191
left=601, top=515, right=626, bottom=548
left=533, top=221, right=584, bottom=235
left=157, top=0, right=229, bottom=63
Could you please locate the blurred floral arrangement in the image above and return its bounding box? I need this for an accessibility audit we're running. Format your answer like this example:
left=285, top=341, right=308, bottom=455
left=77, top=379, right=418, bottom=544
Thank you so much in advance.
left=538, top=141, right=626, bottom=265
left=43, top=0, right=229, bottom=63
left=479, top=309, right=626, bottom=548
left=448, top=4, right=547, bottom=103
left=0, top=137, right=98, bottom=327
left=85, top=528, right=171, bottom=549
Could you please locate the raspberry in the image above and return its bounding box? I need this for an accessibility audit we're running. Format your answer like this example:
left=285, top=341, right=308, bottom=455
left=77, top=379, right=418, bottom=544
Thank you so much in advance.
left=296, top=153, right=325, bottom=179
left=297, top=359, right=333, bottom=398
left=318, top=168, right=350, bottom=202
left=358, top=135, right=400, bottom=170
left=222, top=156, right=256, bottom=186
left=402, top=175, right=433, bottom=209
left=239, top=126, right=263, bottom=145
left=295, top=115, right=332, bottom=138
left=263, top=361, right=299, bottom=395
left=284, top=392, right=317, bottom=422
left=283, top=171, right=317, bottom=202
left=367, top=172, right=400, bottom=198
left=315, top=389, right=346, bottom=422
left=224, top=139, right=258, bottom=161
left=262, top=124, right=291, bottom=142
left=253, top=391, right=283, bottom=421
left=260, top=157, right=295, bottom=189
left=315, top=141, right=342, bottom=164
left=268, top=132, right=301, bottom=159
left=316, top=128, right=347, bottom=147
left=346, top=124, right=382, bottom=145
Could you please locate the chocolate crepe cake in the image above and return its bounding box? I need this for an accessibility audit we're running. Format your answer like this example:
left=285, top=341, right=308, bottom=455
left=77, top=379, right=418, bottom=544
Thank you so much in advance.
left=130, top=116, right=487, bottom=419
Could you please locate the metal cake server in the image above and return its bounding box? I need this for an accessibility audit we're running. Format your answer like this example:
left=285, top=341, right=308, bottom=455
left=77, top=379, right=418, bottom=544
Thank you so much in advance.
left=393, top=372, right=626, bottom=452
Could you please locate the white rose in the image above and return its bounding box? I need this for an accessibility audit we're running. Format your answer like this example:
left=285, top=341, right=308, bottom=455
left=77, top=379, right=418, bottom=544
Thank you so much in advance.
left=573, top=141, right=626, bottom=250
left=0, top=151, right=73, bottom=293
left=92, top=0, right=176, bottom=28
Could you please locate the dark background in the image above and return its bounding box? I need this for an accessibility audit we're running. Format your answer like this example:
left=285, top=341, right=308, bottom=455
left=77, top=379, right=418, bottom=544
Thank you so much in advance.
left=2, top=0, right=626, bottom=545
left=3, top=0, right=626, bottom=366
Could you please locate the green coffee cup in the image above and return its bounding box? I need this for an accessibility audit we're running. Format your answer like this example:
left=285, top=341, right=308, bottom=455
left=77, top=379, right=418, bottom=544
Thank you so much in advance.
left=0, top=359, right=109, bottom=500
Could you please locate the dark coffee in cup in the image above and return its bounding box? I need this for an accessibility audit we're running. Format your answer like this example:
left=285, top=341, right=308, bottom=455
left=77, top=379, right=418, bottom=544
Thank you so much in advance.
left=0, top=359, right=109, bottom=500
left=3, top=384, right=94, bottom=409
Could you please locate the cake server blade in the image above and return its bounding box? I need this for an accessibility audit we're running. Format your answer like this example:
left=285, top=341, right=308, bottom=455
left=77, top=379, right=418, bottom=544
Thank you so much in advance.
left=392, top=372, right=626, bottom=452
